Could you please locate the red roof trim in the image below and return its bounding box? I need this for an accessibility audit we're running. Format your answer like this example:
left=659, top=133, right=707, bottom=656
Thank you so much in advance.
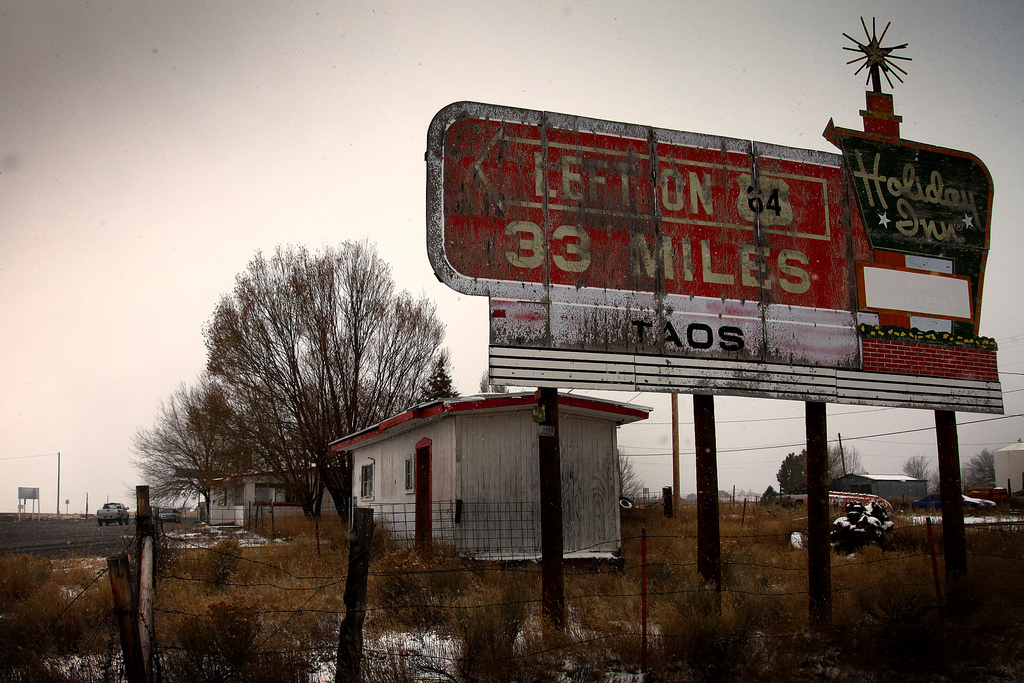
left=330, top=394, right=648, bottom=451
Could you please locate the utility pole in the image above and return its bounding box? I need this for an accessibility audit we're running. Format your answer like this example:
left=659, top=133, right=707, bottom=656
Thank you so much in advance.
left=838, top=434, right=847, bottom=477
left=56, top=452, right=60, bottom=516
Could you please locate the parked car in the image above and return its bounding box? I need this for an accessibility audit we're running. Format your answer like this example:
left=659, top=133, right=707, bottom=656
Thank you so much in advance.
left=156, top=507, right=182, bottom=524
left=779, top=491, right=808, bottom=507
left=912, top=493, right=996, bottom=508
left=966, top=486, right=1010, bottom=503
left=96, top=502, right=130, bottom=526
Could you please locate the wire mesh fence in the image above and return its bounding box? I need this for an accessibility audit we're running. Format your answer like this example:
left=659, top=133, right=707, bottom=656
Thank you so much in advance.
left=5, top=508, right=1024, bottom=682
left=367, top=500, right=540, bottom=559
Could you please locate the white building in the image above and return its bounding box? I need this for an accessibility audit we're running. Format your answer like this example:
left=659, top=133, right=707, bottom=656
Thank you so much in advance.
left=330, top=393, right=649, bottom=559
left=995, top=442, right=1024, bottom=493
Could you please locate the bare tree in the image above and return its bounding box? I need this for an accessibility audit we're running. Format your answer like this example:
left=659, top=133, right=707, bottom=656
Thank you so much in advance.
left=618, top=451, right=644, bottom=501
left=963, top=449, right=996, bottom=488
left=478, top=370, right=508, bottom=394
left=132, top=377, right=243, bottom=520
left=205, top=242, right=444, bottom=519
left=902, top=455, right=932, bottom=480
left=828, top=441, right=863, bottom=482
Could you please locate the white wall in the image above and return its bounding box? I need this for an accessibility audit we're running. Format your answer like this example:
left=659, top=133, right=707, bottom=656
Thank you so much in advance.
left=995, top=447, right=1024, bottom=491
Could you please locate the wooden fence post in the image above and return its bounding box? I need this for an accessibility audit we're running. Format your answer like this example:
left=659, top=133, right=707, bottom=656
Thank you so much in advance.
left=336, top=507, right=375, bottom=683
left=107, top=554, right=147, bottom=683
left=135, top=486, right=154, bottom=680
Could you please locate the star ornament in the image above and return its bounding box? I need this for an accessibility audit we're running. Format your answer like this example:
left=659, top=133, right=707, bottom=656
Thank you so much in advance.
left=878, top=212, right=891, bottom=228
left=843, top=18, right=912, bottom=93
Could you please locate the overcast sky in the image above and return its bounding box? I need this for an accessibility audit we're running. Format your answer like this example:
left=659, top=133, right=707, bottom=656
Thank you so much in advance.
left=2, top=1, right=1023, bottom=513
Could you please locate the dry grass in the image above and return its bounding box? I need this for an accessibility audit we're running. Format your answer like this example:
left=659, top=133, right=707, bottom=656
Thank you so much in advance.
left=2, top=506, right=1022, bottom=682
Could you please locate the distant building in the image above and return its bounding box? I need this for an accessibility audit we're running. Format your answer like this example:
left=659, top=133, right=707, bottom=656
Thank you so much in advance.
left=831, top=473, right=927, bottom=502
left=994, top=443, right=1024, bottom=492
left=330, top=393, right=649, bottom=559
left=208, top=473, right=307, bottom=525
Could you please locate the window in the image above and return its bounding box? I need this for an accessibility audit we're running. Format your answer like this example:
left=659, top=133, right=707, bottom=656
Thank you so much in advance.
left=360, top=463, right=374, bottom=499
left=405, top=457, right=414, bottom=491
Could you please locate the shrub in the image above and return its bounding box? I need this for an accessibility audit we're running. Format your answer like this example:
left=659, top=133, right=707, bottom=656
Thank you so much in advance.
left=0, top=555, right=52, bottom=610
left=165, top=596, right=262, bottom=681
left=206, top=539, right=243, bottom=587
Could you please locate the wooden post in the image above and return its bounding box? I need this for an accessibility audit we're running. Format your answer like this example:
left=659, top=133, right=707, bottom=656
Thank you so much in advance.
left=107, top=554, right=147, bottom=683
left=640, top=528, right=648, bottom=673
left=926, top=517, right=946, bottom=625
left=935, top=410, right=967, bottom=578
left=671, top=393, right=681, bottom=514
left=537, top=387, right=566, bottom=630
left=693, top=393, right=721, bottom=600
left=135, top=485, right=154, bottom=680
left=336, top=507, right=375, bottom=683
left=138, top=536, right=154, bottom=678
left=805, top=401, right=831, bottom=628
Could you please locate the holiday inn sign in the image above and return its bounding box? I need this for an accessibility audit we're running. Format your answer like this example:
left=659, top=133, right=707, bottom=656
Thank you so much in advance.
left=426, top=101, right=1000, bottom=413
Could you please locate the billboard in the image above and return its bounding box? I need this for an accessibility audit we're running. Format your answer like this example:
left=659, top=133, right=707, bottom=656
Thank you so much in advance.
left=825, top=121, right=993, bottom=338
left=427, top=102, right=1000, bottom=412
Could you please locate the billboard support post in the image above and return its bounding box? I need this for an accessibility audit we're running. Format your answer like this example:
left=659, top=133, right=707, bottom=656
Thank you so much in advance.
left=694, top=394, right=721, bottom=604
left=806, top=401, right=831, bottom=628
left=537, top=387, right=565, bottom=631
left=935, top=410, right=967, bottom=578
left=671, top=394, right=681, bottom=514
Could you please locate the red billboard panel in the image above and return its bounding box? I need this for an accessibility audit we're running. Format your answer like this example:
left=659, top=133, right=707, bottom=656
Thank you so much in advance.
left=437, top=112, right=854, bottom=308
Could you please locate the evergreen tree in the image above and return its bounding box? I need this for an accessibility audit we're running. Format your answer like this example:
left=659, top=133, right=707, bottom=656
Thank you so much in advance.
left=420, top=349, right=459, bottom=401
left=776, top=450, right=807, bottom=494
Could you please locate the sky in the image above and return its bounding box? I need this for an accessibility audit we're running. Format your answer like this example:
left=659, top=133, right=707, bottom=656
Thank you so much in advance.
left=2, top=0, right=1023, bottom=513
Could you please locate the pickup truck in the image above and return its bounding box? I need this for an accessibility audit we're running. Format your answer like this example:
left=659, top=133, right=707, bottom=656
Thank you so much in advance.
left=96, top=502, right=130, bottom=526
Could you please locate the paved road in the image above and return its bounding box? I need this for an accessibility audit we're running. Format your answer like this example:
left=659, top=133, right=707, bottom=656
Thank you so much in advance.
left=0, top=514, right=141, bottom=559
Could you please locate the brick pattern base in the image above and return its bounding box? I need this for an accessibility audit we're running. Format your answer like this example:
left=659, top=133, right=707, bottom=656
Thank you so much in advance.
left=861, top=338, right=999, bottom=382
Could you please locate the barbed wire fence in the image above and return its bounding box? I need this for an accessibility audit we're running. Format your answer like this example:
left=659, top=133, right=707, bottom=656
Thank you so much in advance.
left=6, top=503, right=1024, bottom=682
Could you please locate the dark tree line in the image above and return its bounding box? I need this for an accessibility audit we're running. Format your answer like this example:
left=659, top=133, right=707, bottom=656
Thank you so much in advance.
left=134, top=241, right=451, bottom=520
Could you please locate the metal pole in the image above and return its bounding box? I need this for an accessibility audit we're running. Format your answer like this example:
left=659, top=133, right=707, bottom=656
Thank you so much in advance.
left=806, top=401, right=831, bottom=628
left=935, top=410, right=967, bottom=578
left=693, top=393, right=721, bottom=599
left=537, top=387, right=565, bottom=630
left=56, top=452, right=60, bottom=516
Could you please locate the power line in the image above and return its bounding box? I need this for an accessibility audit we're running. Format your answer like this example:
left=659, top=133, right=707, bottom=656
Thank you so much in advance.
left=0, top=452, right=59, bottom=462
left=620, top=413, right=1024, bottom=457
left=631, top=406, right=894, bottom=427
